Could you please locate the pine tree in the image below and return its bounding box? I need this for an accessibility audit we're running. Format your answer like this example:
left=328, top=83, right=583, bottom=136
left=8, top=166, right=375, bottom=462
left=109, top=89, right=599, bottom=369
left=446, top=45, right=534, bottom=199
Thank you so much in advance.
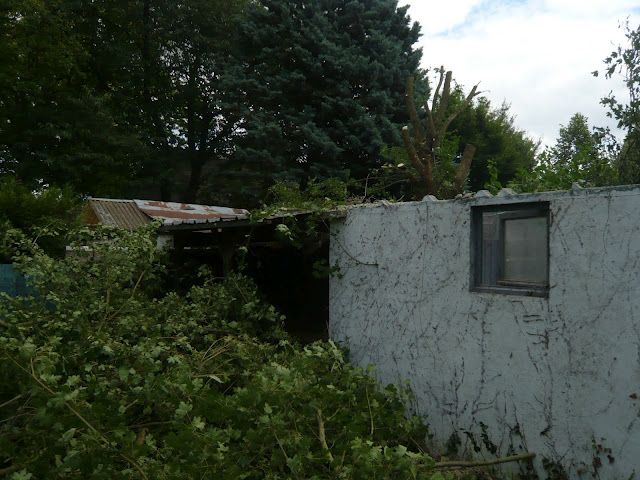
left=211, top=0, right=422, bottom=205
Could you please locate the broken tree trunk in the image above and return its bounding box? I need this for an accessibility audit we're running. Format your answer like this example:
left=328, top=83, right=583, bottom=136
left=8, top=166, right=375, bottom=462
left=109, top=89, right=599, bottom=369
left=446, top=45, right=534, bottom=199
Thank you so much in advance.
left=402, top=67, right=481, bottom=197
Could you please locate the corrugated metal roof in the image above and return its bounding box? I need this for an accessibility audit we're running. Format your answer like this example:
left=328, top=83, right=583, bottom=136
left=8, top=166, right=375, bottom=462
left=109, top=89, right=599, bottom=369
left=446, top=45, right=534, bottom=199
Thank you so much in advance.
left=87, top=198, right=249, bottom=230
left=87, top=198, right=152, bottom=230
left=135, top=200, right=248, bottom=225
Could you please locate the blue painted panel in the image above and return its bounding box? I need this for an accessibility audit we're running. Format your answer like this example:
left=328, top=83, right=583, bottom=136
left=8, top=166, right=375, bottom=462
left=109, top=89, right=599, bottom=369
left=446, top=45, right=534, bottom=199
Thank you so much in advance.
left=0, top=264, right=28, bottom=297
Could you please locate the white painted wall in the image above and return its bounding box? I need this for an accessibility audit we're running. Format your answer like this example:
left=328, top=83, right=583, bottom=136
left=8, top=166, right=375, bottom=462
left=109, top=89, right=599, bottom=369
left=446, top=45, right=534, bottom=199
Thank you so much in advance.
left=329, top=186, right=640, bottom=479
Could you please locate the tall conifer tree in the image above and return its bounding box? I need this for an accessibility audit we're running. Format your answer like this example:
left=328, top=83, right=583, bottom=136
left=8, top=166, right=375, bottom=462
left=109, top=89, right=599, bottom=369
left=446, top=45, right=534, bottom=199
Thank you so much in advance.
left=213, top=0, right=422, bottom=204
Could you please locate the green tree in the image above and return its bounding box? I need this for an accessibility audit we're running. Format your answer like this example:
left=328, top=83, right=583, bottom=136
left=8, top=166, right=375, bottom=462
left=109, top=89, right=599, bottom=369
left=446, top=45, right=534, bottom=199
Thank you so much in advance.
left=366, top=87, right=536, bottom=200
left=596, top=20, right=640, bottom=183
left=0, top=0, right=247, bottom=200
left=453, top=98, right=537, bottom=192
left=0, top=177, right=80, bottom=261
left=618, top=131, right=640, bottom=182
left=146, top=0, right=248, bottom=201
left=209, top=0, right=423, bottom=206
left=509, top=113, right=617, bottom=192
left=0, top=0, right=148, bottom=196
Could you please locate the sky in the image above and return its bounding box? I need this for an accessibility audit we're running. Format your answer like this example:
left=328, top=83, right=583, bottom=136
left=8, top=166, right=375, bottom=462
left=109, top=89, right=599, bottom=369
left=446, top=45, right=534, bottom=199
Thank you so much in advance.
left=402, top=0, right=639, bottom=146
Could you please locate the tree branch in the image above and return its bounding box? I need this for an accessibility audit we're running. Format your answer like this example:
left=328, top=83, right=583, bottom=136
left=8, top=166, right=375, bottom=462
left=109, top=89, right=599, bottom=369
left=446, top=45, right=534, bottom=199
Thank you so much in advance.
left=440, top=83, right=481, bottom=141
left=402, top=67, right=479, bottom=196
left=454, top=143, right=477, bottom=192
left=424, top=95, right=437, bottom=150
left=435, top=70, right=453, bottom=126
left=405, top=76, right=425, bottom=145
left=316, top=408, right=334, bottom=462
left=402, top=126, right=431, bottom=186
left=431, top=66, right=445, bottom=113
left=435, top=452, right=536, bottom=469
left=0, top=464, right=21, bottom=477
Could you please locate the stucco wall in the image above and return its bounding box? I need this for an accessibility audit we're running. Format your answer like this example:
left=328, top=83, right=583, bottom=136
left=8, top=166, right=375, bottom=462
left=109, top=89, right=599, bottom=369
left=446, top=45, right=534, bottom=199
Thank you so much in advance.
left=329, top=186, right=640, bottom=479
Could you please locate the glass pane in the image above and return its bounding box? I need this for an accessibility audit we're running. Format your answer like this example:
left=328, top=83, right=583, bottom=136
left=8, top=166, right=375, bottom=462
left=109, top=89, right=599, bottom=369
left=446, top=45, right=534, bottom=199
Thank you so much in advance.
left=502, top=216, right=548, bottom=284
left=480, top=212, right=498, bottom=285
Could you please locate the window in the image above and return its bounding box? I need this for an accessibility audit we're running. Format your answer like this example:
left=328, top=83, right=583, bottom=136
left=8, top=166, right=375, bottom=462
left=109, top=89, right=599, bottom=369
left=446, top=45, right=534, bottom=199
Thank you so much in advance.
left=471, top=203, right=549, bottom=296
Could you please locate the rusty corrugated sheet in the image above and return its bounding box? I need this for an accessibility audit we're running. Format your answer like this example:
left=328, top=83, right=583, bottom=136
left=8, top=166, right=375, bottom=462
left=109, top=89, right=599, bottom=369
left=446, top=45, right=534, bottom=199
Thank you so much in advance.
left=87, top=198, right=152, bottom=230
left=134, top=200, right=249, bottom=226
left=87, top=198, right=250, bottom=230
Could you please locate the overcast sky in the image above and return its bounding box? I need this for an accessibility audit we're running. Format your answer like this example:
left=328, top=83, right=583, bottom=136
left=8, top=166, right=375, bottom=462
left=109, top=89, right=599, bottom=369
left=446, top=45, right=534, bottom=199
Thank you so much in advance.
left=402, top=0, right=639, bottom=146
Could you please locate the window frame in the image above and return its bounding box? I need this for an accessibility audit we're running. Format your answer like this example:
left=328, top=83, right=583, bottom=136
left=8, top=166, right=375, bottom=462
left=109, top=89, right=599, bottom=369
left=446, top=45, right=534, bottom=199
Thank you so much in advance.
left=471, top=202, right=550, bottom=297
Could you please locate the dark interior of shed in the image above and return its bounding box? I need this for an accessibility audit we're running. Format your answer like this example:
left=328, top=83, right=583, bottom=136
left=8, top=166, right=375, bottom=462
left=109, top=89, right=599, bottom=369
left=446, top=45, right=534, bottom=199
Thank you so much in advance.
left=164, top=221, right=330, bottom=343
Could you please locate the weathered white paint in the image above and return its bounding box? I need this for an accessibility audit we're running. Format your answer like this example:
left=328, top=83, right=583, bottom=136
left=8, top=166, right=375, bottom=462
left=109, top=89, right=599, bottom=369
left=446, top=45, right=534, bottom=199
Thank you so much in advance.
left=329, top=186, right=640, bottom=479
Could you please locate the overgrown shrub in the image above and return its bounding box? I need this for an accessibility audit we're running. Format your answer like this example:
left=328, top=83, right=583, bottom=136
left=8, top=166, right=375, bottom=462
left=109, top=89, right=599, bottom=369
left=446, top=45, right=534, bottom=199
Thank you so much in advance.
left=0, top=177, right=80, bottom=261
left=0, top=227, right=447, bottom=479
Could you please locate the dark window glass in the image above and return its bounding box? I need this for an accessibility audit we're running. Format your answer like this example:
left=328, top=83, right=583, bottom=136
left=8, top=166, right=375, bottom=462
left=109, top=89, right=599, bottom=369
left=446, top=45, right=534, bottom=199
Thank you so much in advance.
left=472, top=203, right=549, bottom=296
left=502, top=217, right=548, bottom=284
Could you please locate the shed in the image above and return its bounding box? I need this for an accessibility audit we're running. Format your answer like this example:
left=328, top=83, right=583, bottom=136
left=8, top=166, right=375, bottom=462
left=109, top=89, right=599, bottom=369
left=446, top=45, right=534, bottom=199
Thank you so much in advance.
left=329, top=185, right=640, bottom=479
left=83, top=197, right=335, bottom=342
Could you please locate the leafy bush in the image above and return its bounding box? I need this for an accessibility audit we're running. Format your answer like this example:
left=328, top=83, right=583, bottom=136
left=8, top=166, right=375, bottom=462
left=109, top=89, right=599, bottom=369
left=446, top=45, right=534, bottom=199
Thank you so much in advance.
left=0, top=177, right=80, bottom=261
left=261, top=179, right=348, bottom=213
left=0, top=227, right=447, bottom=479
left=251, top=179, right=349, bottom=250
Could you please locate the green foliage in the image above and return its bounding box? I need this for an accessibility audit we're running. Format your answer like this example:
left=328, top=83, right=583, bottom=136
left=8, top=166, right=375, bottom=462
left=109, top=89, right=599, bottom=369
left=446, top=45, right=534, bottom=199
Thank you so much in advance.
left=0, top=177, right=80, bottom=261
left=250, top=179, right=348, bottom=250
left=453, top=98, right=538, bottom=192
left=509, top=113, right=618, bottom=192
left=216, top=0, right=423, bottom=205
left=430, top=133, right=463, bottom=199
left=262, top=179, right=348, bottom=213
left=483, top=160, right=502, bottom=195
left=617, top=131, right=640, bottom=183
left=0, top=0, right=149, bottom=196
left=358, top=145, right=417, bottom=200
left=0, top=0, right=247, bottom=200
left=0, top=227, right=450, bottom=479
left=595, top=21, right=640, bottom=184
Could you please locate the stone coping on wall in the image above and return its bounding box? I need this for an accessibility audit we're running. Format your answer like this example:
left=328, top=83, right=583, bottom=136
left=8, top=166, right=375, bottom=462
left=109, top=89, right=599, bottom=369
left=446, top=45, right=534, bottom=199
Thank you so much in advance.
left=336, top=184, right=640, bottom=217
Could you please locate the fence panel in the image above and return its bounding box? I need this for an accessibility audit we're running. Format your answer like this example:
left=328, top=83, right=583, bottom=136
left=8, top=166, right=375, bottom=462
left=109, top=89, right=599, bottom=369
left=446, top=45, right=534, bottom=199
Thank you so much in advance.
left=0, top=264, right=28, bottom=297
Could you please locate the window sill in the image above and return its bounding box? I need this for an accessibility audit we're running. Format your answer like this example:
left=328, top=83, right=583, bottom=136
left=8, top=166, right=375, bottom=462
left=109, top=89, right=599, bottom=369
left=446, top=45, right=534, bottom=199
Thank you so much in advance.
left=471, top=285, right=549, bottom=298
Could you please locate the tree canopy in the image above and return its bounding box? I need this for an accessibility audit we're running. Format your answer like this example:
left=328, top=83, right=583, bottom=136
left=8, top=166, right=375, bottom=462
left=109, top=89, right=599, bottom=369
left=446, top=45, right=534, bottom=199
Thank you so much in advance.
left=0, top=0, right=246, bottom=200
left=597, top=20, right=640, bottom=184
left=453, top=98, right=537, bottom=192
left=1, top=0, right=567, bottom=205
left=508, top=113, right=617, bottom=192
left=0, top=0, right=148, bottom=195
left=206, top=0, right=423, bottom=205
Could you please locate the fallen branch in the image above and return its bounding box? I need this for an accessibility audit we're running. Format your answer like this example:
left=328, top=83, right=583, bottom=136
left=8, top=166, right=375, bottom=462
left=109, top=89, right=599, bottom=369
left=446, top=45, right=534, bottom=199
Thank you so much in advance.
left=364, top=386, right=374, bottom=437
left=316, top=408, right=334, bottom=462
left=0, top=394, right=23, bottom=410
left=7, top=355, right=149, bottom=480
left=0, top=453, right=41, bottom=477
left=0, top=464, right=20, bottom=477
left=435, top=452, right=536, bottom=469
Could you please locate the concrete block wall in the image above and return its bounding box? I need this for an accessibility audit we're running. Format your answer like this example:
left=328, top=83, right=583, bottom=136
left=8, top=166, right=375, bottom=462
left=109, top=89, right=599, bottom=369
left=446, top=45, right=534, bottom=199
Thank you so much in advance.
left=329, top=186, right=640, bottom=479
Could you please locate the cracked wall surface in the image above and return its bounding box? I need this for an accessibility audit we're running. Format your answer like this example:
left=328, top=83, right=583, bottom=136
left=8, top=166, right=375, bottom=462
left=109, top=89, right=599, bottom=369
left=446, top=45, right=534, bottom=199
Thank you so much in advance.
left=329, top=186, right=640, bottom=479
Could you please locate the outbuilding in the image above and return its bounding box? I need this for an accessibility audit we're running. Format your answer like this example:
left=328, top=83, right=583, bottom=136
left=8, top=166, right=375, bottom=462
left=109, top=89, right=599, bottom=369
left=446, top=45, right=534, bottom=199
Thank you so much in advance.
left=328, top=185, right=640, bottom=479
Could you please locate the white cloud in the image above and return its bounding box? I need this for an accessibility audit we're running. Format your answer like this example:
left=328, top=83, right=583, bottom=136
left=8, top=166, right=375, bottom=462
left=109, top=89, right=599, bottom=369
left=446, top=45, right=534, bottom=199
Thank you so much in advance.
left=405, top=0, right=483, bottom=34
left=402, top=0, right=639, bottom=145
